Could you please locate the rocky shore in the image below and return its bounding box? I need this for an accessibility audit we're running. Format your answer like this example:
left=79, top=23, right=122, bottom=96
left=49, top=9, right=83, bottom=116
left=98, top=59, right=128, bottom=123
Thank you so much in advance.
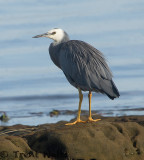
left=0, top=115, right=144, bottom=160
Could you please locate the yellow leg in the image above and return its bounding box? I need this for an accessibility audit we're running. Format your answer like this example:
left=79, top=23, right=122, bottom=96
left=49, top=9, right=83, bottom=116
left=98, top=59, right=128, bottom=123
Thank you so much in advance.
left=65, top=88, right=85, bottom=125
left=85, top=91, right=101, bottom=123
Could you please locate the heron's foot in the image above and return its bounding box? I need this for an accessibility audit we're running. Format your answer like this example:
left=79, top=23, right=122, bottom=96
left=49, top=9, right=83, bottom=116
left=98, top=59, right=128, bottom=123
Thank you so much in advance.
left=85, top=117, right=101, bottom=123
left=65, top=119, right=85, bottom=125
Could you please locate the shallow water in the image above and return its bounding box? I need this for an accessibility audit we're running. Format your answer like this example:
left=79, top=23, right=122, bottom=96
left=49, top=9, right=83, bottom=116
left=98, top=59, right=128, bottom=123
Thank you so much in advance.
left=0, top=0, right=144, bottom=126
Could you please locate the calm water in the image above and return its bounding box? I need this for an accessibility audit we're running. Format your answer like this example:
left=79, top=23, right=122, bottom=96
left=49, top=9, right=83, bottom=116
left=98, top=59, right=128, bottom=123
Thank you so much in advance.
left=0, top=0, right=144, bottom=126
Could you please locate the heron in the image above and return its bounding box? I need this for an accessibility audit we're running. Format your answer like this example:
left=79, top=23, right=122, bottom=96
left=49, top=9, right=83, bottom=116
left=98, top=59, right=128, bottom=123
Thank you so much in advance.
left=33, top=28, right=120, bottom=125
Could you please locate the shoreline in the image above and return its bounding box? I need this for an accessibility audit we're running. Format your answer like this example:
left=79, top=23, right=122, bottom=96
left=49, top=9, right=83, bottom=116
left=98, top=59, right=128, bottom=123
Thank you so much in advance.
left=1, top=108, right=144, bottom=126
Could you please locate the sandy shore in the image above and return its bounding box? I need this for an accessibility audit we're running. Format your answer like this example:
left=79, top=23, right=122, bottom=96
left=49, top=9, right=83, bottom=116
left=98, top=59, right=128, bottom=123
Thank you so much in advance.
left=0, top=114, right=144, bottom=160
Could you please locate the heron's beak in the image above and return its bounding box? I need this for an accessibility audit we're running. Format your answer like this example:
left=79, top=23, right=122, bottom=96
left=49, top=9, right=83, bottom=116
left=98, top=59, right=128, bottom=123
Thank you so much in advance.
left=32, top=32, right=49, bottom=38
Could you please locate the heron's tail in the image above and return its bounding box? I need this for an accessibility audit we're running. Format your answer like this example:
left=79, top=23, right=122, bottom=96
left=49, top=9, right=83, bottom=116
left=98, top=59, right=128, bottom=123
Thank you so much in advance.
left=100, top=79, right=120, bottom=100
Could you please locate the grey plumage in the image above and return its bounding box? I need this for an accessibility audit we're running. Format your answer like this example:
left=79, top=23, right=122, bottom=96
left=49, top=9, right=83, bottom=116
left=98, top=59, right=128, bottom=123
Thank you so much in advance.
left=49, top=40, right=119, bottom=99
left=33, top=28, right=120, bottom=100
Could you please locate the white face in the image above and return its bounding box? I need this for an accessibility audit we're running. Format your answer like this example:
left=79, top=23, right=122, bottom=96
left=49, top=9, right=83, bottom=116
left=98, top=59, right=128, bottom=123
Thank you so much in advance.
left=47, top=28, right=65, bottom=42
left=33, top=28, right=68, bottom=43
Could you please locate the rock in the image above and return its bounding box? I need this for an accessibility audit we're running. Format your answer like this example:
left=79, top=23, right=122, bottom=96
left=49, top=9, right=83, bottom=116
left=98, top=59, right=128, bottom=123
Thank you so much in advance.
left=0, top=136, right=51, bottom=160
left=26, top=121, right=144, bottom=160
left=0, top=115, right=144, bottom=160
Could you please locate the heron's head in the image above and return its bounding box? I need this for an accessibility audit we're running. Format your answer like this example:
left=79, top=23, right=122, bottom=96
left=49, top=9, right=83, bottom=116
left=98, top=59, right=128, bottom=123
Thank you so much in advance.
left=33, top=28, right=69, bottom=44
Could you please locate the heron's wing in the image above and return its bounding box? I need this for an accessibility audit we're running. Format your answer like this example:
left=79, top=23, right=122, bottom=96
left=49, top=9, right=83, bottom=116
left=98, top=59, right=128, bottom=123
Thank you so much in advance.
left=59, top=40, right=119, bottom=98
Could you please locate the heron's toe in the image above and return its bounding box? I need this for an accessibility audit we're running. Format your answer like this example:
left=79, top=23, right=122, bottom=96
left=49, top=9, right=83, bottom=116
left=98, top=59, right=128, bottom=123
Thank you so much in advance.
left=65, top=119, right=85, bottom=125
left=85, top=117, right=101, bottom=123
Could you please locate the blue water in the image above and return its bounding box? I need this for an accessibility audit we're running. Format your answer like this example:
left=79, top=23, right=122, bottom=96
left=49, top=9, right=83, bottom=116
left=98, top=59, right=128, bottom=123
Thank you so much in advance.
left=0, top=0, right=144, bottom=126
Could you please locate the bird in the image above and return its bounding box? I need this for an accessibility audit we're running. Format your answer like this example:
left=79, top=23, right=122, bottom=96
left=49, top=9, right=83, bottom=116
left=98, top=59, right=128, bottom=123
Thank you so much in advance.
left=33, top=28, right=120, bottom=125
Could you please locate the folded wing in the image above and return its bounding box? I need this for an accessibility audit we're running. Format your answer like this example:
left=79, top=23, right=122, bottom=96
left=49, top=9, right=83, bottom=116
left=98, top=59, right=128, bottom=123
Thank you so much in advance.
left=59, top=40, right=120, bottom=99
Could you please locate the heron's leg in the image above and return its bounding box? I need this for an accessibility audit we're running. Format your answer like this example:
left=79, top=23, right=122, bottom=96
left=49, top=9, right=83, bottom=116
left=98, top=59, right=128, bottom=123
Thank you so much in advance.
left=86, top=91, right=101, bottom=122
left=77, top=88, right=83, bottom=121
left=65, top=88, right=85, bottom=125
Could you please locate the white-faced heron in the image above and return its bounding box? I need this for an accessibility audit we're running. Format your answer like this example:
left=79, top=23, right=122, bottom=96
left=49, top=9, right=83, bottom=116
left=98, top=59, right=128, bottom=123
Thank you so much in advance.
left=33, top=28, right=120, bottom=125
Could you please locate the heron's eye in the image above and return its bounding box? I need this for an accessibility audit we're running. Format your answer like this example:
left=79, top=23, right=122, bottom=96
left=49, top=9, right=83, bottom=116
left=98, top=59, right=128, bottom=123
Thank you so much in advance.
left=51, top=32, right=56, bottom=35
